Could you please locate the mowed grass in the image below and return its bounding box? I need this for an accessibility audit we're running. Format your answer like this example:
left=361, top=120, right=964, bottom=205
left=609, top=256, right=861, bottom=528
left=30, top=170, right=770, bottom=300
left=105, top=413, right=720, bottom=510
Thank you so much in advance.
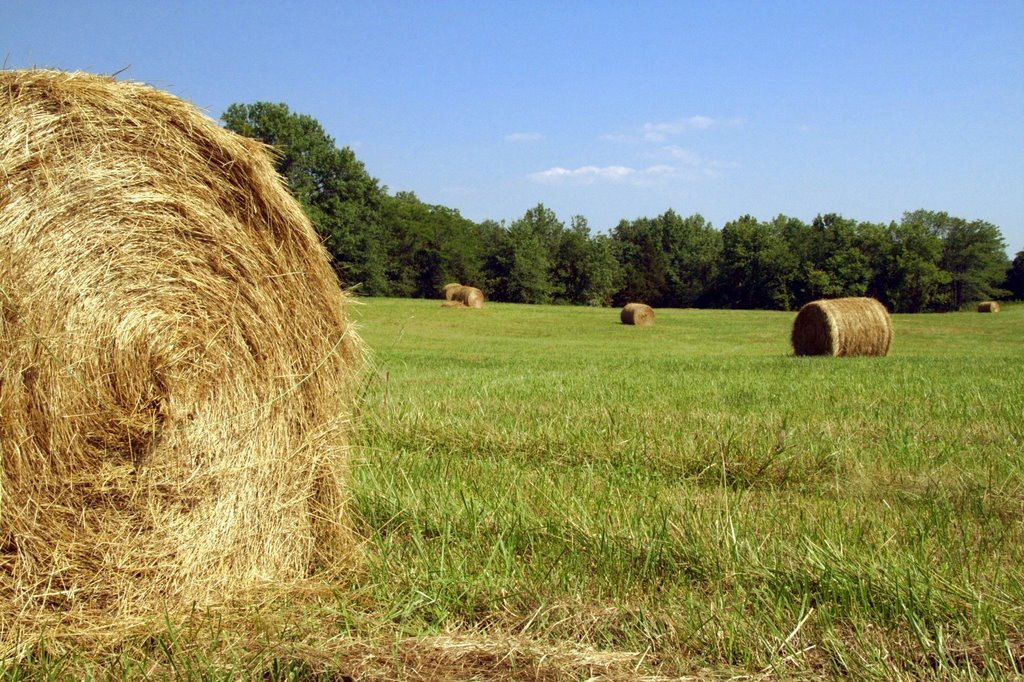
left=348, top=299, right=1024, bottom=678
left=6, top=300, right=1022, bottom=680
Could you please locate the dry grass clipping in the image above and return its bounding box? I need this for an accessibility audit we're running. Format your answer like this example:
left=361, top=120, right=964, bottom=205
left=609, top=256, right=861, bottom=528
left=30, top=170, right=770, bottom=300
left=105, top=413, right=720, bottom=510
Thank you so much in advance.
left=620, top=303, right=655, bottom=327
left=451, top=285, right=484, bottom=309
left=977, top=301, right=1000, bottom=313
left=0, top=69, right=362, bottom=619
left=791, top=297, right=893, bottom=356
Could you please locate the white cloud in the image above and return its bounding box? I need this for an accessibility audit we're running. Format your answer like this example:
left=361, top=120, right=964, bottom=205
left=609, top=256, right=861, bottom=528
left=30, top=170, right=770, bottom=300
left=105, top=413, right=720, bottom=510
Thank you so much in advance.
left=659, top=145, right=703, bottom=165
left=529, top=165, right=635, bottom=184
left=600, top=132, right=641, bottom=144
left=528, top=164, right=687, bottom=186
left=505, top=132, right=544, bottom=142
left=642, top=115, right=716, bottom=141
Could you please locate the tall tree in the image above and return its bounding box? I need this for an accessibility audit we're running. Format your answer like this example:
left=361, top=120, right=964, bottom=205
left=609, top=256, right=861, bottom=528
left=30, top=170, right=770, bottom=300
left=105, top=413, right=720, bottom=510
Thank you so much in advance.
left=222, top=102, right=389, bottom=293
left=883, top=218, right=948, bottom=312
left=611, top=210, right=719, bottom=307
left=804, top=214, right=873, bottom=300
left=902, top=210, right=1008, bottom=308
left=484, top=206, right=563, bottom=304
left=553, top=216, right=622, bottom=306
left=611, top=217, right=669, bottom=306
left=380, top=191, right=484, bottom=298
left=716, top=215, right=798, bottom=309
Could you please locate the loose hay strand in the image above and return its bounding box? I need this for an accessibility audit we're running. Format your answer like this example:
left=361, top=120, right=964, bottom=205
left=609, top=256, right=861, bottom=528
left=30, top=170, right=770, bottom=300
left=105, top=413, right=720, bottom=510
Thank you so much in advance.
left=0, top=69, right=363, bottom=622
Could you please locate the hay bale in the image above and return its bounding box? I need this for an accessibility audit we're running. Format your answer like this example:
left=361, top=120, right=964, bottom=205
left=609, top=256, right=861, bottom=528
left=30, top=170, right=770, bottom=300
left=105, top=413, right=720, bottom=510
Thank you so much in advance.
left=0, top=70, right=362, bottom=616
left=977, top=301, right=1000, bottom=313
left=451, top=285, right=484, bottom=309
left=620, top=303, right=655, bottom=326
left=791, top=297, right=892, bottom=356
left=442, top=282, right=463, bottom=301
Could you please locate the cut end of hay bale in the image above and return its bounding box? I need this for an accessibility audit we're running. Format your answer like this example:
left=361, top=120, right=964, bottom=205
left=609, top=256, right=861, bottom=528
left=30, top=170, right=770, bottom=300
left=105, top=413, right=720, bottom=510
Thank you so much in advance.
left=977, top=301, right=1000, bottom=313
left=791, top=297, right=892, bottom=357
left=620, top=303, right=655, bottom=326
left=0, top=69, right=362, bottom=618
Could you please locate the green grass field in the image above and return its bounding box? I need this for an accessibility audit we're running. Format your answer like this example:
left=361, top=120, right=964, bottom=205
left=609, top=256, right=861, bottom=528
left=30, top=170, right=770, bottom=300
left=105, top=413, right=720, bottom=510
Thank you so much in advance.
left=7, top=300, right=1023, bottom=679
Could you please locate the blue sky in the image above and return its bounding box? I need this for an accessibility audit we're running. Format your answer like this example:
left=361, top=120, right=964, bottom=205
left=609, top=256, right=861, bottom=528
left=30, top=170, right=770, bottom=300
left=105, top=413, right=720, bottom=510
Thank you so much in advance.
left=4, top=1, right=1023, bottom=252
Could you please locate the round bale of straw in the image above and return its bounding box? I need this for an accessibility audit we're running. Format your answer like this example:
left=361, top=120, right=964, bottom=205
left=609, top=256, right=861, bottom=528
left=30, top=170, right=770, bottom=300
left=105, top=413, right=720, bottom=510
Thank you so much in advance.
left=0, top=70, right=362, bottom=615
left=442, top=282, right=463, bottom=301
left=977, top=301, right=1000, bottom=313
left=620, top=303, right=655, bottom=326
left=452, top=285, right=485, bottom=309
left=791, top=297, right=893, bottom=357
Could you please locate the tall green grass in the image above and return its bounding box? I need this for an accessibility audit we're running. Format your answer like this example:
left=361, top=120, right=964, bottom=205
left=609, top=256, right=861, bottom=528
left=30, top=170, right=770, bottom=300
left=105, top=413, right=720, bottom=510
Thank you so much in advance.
left=6, top=300, right=1022, bottom=679
left=349, top=300, right=1024, bottom=678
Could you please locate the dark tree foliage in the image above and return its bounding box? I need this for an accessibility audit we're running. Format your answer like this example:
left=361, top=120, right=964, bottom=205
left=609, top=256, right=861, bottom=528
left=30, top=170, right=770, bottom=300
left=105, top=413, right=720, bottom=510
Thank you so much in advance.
left=379, top=191, right=484, bottom=298
left=1006, top=251, right=1024, bottom=300
left=611, top=210, right=719, bottom=307
left=716, top=215, right=796, bottom=309
left=901, top=210, right=1008, bottom=309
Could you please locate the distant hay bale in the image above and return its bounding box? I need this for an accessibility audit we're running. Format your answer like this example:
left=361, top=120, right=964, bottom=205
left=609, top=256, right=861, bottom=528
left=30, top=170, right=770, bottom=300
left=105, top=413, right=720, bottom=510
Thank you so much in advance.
left=442, top=282, right=462, bottom=301
left=977, top=301, right=1000, bottom=313
left=620, top=303, right=655, bottom=326
left=791, top=297, right=892, bottom=357
left=451, top=285, right=484, bottom=309
left=0, top=70, right=362, bottom=617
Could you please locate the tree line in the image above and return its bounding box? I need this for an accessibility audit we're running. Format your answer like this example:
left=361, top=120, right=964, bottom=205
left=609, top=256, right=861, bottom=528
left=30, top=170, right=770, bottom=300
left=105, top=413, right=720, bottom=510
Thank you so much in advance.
left=223, top=102, right=1022, bottom=312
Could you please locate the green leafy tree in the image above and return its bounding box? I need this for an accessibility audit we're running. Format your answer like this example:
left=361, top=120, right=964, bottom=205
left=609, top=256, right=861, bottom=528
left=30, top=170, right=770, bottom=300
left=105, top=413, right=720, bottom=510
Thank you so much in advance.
left=580, top=231, right=623, bottom=307
left=902, top=210, right=1008, bottom=308
left=380, top=191, right=484, bottom=298
left=661, top=211, right=721, bottom=307
left=803, top=214, right=873, bottom=300
left=553, top=216, right=622, bottom=306
left=883, top=218, right=948, bottom=312
left=716, top=215, right=798, bottom=309
left=611, top=217, right=669, bottom=305
left=222, top=102, right=389, bottom=293
left=611, top=210, right=719, bottom=307
left=498, top=222, right=553, bottom=304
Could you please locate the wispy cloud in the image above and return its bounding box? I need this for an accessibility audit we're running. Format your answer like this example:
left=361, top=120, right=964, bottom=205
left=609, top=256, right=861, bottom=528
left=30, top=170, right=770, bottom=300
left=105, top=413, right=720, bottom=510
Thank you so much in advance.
left=645, top=145, right=738, bottom=178
left=604, top=116, right=742, bottom=144
left=528, top=164, right=677, bottom=186
left=659, top=145, right=703, bottom=165
left=642, top=115, right=716, bottom=141
left=600, top=132, right=642, bottom=144
left=528, top=152, right=736, bottom=186
left=505, top=132, right=544, bottom=142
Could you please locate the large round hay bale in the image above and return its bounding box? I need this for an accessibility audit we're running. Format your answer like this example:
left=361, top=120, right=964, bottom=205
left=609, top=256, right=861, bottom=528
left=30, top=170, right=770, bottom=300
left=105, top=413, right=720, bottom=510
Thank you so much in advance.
left=0, top=70, right=362, bottom=615
left=442, top=282, right=462, bottom=301
left=977, top=301, right=1000, bottom=313
left=452, top=285, right=485, bottom=309
left=620, top=303, right=655, bottom=326
left=791, top=297, right=892, bottom=356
